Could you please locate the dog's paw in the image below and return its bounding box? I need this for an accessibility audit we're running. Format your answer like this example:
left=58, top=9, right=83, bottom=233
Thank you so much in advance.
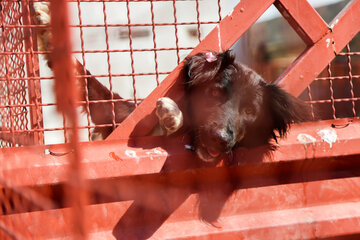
left=33, top=2, right=51, bottom=25
left=156, top=97, right=183, bottom=136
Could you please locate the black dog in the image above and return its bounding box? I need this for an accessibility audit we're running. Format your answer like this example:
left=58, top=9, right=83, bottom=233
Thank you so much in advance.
left=184, top=51, right=312, bottom=163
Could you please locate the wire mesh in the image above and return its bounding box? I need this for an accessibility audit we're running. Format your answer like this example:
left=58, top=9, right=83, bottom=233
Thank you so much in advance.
left=0, top=1, right=31, bottom=147
left=301, top=34, right=360, bottom=120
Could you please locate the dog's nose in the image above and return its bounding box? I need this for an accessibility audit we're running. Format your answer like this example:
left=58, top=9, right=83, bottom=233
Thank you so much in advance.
left=209, top=125, right=235, bottom=148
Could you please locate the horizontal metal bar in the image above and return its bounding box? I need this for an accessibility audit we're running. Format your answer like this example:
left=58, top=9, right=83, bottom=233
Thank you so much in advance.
left=1, top=118, right=360, bottom=187
left=306, top=97, right=360, bottom=104
left=0, top=71, right=171, bottom=81
left=2, top=174, right=360, bottom=238
left=3, top=0, right=195, bottom=2
left=315, top=74, right=360, bottom=81
left=0, top=98, right=140, bottom=109
left=0, top=47, right=194, bottom=56
left=4, top=21, right=219, bottom=29
left=5, top=96, right=360, bottom=110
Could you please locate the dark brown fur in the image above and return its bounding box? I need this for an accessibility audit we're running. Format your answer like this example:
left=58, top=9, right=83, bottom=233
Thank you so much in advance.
left=185, top=51, right=312, bottom=162
left=75, top=51, right=311, bottom=163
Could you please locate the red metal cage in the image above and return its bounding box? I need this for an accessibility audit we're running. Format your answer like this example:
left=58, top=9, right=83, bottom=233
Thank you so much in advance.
left=0, top=0, right=360, bottom=239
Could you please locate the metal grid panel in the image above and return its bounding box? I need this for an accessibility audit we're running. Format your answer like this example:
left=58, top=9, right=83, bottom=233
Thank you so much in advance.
left=0, top=2, right=32, bottom=147
left=1, top=0, right=224, bottom=146
left=303, top=38, right=360, bottom=120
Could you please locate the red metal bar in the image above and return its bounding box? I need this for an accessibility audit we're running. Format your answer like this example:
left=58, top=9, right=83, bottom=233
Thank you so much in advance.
left=108, top=0, right=276, bottom=139
left=1, top=118, right=360, bottom=187
left=275, top=0, right=360, bottom=96
left=274, top=0, right=329, bottom=45
left=49, top=0, right=86, bottom=237
left=22, top=1, right=44, bottom=145
left=2, top=181, right=360, bottom=239
left=4, top=20, right=222, bottom=29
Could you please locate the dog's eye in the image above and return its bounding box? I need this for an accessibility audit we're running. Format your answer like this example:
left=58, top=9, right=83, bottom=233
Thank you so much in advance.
left=245, top=107, right=255, bottom=115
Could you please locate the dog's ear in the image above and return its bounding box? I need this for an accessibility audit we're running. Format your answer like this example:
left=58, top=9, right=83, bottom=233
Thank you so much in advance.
left=219, top=50, right=235, bottom=70
left=185, top=50, right=235, bottom=86
left=265, top=84, right=312, bottom=140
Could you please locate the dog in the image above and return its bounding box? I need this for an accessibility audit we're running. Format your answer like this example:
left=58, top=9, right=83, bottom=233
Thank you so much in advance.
left=184, top=51, right=312, bottom=162
left=76, top=50, right=311, bottom=164
left=33, top=3, right=311, bottom=164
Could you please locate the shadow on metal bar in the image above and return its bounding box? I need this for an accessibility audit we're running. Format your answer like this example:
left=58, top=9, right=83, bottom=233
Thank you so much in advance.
left=2, top=138, right=360, bottom=238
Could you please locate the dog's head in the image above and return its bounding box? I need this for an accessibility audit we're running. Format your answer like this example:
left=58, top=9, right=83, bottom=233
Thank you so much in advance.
left=185, top=51, right=311, bottom=162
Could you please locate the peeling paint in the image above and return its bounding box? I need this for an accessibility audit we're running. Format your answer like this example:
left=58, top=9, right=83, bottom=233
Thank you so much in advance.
left=125, top=150, right=140, bottom=163
left=297, top=133, right=316, bottom=150
left=326, top=38, right=331, bottom=48
left=317, top=128, right=337, bottom=148
left=153, top=148, right=166, bottom=155
left=146, top=152, right=154, bottom=160
left=146, top=148, right=168, bottom=160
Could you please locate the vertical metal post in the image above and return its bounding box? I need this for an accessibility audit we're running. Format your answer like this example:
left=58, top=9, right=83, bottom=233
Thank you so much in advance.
left=22, top=1, right=44, bottom=145
left=49, top=0, right=87, bottom=238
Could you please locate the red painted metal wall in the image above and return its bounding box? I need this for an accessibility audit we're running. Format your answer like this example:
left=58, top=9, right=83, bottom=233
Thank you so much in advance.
left=0, top=0, right=360, bottom=239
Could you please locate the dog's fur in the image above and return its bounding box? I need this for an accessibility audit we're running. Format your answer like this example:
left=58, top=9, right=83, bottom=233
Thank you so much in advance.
left=32, top=3, right=311, bottom=163
left=185, top=51, right=312, bottom=162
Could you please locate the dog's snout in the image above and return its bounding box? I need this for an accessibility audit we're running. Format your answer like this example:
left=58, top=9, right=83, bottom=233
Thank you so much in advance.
left=209, top=124, right=235, bottom=148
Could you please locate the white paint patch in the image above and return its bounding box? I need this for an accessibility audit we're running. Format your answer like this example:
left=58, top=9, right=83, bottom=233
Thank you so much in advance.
left=297, top=133, right=316, bottom=146
left=125, top=149, right=140, bottom=164
left=326, top=38, right=331, bottom=48
left=50, top=162, right=63, bottom=166
left=217, top=25, right=222, bottom=52
left=317, top=128, right=337, bottom=148
left=153, top=148, right=166, bottom=155
left=146, top=148, right=168, bottom=161
left=145, top=152, right=154, bottom=160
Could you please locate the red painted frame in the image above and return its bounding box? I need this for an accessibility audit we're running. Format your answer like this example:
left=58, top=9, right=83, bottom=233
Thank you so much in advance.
left=0, top=0, right=360, bottom=239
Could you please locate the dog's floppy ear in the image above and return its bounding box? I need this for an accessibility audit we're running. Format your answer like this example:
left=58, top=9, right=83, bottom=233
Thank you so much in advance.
left=185, top=50, right=235, bottom=86
left=265, top=84, right=312, bottom=140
